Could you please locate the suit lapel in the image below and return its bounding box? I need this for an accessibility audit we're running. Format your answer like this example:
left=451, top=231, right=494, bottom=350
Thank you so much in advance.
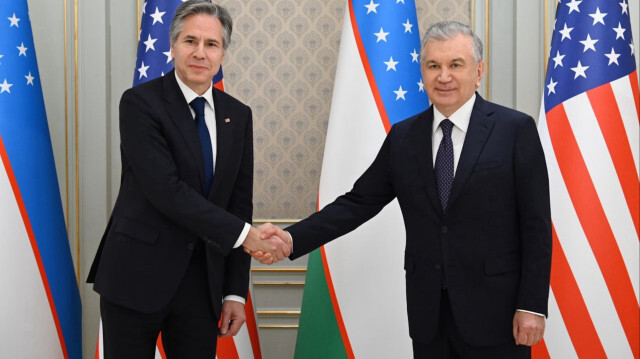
left=162, top=70, right=209, bottom=194
left=210, top=87, right=233, bottom=199
left=409, top=107, right=441, bottom=213
left=447, top=95, right=495, bottom=210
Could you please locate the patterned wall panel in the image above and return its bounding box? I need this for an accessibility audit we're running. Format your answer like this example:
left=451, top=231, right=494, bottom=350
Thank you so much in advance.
left=217, top=0, right=470, bottom=219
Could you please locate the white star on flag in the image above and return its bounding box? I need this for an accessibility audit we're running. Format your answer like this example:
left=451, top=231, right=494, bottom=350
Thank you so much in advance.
left=137, top=61, right=150, bottom=79
left=374, top=28, right=389, bottom=42
left=417, top=78, right=424, bottom=92
left=410, top=49, right=419, bottom=63
left=579, top=34, right=598, bottom=52
left=566, top=0, right=582, bottom=14
left=142, top=1, right=147, bottom=14
left=629, top=42, right=634, bottom=55
left=402, top=19, right=413, bottom=33
left=144, top=34, right=157, bottom=52
left=552, top=50, right=565, bottom=68
left=17, top=42, right=27, bottom=56
left=8, top=13, right=20, bottom=27
left=150, top=7, right=166, bottom=25
left=365, top=0, right=379, bottom=14
left=619, top=0, right=628, bottom=14
left=163, top=50, right=172, bottom=63
left=396, top=0, right=405, bottom=3
left=571, top=60, right=589, bottom=79
left=0, top=54, right=3, bottom=64
left=589, top=7, right=607, bottom=25
left=394, top=85, right=407, bottom=100
left=384, top=57, right=399, bottom=71
left=546, top=77, right=558, bottom=94
left=25, top=72, right=34, bottom=85
left=612, top=22, right=626, bottom=39
left=560, top=23, right=573, bottom=41
left=604, top=47, right=621, bottom=65
left=0, top=79, right=13, bottom=93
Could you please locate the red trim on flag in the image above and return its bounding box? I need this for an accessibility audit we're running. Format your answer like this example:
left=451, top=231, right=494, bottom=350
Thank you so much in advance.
left=550, top=225, right=606, bottom=358
left=245, top=290, right=263, bottom=359
left=547, top=105, right=640, bottom=358
left=95, top=329, right=100, bottom=359
left=320, top=246, right=355, bottom=359
left=587, top=84, right=640, bottom=238
left=531, top=339, right=550, bottom=359
left=217, top=337, right=240, bottom=359
left=214, top=80, right=225, bottom=92
left=629, top=71, right=639, bottom=120
left=348, top=0, right=391, bottom=133
left=0, top=135, right=70, bottom=359
left=155, top=334, right=167, bottom=359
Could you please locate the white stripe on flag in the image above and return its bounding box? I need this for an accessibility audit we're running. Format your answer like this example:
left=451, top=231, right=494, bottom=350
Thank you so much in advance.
left=610, top=76, right=640, bottom=176
left=564, top=93, right=640, bottom=301
left=544, top=290, right=578, bottom=359
left=233, top=322, right=254, bottom=359
left=318, top=8, right=412, bottom=358
left=538, top=109, right=634, bottom=359
left=0, top=156, right=63, bottom=357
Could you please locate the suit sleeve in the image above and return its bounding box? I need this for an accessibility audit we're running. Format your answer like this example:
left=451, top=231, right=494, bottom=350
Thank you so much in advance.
left=514, top=116, right=552, bottom=316
left=119, top=89, right=247, bottom=257
left=288, top=126, right=398, bottom=259
left=223, top=109, right=253, bottom=298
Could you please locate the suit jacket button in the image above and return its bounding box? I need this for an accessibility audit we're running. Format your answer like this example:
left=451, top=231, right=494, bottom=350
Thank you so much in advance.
left=187, top=243, right=194, bottom=250
left=441, top=226, right=448, bottom=234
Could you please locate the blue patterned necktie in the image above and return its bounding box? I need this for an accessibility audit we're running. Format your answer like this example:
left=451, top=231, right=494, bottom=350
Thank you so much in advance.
left=189, top=97, right=214, bottom=196
left=435, top=119, right=454, bottom=212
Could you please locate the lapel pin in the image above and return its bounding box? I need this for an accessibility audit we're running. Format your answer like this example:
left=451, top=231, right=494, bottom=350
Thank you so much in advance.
left=225, top=118, right=230, bottom=123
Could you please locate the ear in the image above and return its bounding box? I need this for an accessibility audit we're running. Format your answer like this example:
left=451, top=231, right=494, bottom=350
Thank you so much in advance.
left=476, top=60, right=485, bottom=88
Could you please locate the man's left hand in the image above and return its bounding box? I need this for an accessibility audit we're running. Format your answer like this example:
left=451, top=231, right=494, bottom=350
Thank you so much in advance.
left=513, top=311, right=545, bottom=346
left=219, top=300, right=246, bottom=338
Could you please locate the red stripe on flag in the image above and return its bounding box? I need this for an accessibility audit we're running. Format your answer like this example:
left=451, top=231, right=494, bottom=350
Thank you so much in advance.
left=348, top=0, right=391, bottom=133
left=0, top=135, right=70, bottom=359
left=629, top=71, right=639, bottom=120
left=217, top=337, right=239, bottom=359
left=532, top=339, right=551, bottom=359
left=550, top=225, right=606, bottom=358
left=546, top=105, right=640, bottom=358
left=155, top=334, right=167, bottom=359
left=245, top=290, right=263, bottom=359
left=320, top=246, right=355, bottom=359
left=586, top=84, right=640, bottom=238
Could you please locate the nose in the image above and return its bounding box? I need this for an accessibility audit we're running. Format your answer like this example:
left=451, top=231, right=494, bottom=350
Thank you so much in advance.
left=193, top=43, right=205, bottom=58
left=438, top=68, right=451, bottom=82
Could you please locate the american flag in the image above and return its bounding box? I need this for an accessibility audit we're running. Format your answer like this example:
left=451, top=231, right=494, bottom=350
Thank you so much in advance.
left=0, top=1, right=82, bottom=358
left=537, top=0, right=639, bottom=358
left=96, top=1, right=259, bottom=358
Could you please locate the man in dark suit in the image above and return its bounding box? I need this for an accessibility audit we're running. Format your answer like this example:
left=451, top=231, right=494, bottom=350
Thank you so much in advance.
left=254, top=21, right=551, bottom=358
left=87, top=1, right=289, bottom=358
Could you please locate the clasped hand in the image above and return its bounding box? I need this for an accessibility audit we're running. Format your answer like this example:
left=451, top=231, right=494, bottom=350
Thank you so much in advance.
left=242, top=223, right=292, bottom=264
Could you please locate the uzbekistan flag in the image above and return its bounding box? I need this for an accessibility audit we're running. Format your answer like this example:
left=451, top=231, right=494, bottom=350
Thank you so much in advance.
left=294, top=1, right=428, bottom=358
left=0, top=1, right=82, bottom=358
left=536, top=0, right=639, bottom=358
left=95, top=1, right=260, bottom=358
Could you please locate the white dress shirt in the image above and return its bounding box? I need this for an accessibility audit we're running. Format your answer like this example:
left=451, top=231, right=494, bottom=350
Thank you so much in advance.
left=175, top=73, right=248, bottom=304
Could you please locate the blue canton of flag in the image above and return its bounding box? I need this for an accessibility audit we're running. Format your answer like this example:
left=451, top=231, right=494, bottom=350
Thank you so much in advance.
left=134, top=0, right=222, bottom=86
left=0, top=1, right=81, bottom=358
left=544, top=0, right=636, bottom=112
left=353, top=0, right=429, bottom=126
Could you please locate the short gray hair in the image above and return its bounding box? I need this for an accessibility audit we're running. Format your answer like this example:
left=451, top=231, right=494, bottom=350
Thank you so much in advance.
left=421, top=21, right=483, bottom=64
left=169, top=0, right=233, bottom=51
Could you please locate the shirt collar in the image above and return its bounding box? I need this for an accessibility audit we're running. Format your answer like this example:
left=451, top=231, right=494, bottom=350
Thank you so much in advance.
left=174, top=71, right=214, bottom=110
left=432, top=93, right=476, bottom=136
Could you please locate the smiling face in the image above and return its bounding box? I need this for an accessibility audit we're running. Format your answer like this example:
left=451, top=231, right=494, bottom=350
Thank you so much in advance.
left=171, top=13, right=226, bottom=95
left=421, top=34, right=484, bottom=117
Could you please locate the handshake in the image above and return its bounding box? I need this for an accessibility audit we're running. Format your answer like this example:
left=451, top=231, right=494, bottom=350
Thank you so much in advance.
left=242, top=223, right=292, bottom=264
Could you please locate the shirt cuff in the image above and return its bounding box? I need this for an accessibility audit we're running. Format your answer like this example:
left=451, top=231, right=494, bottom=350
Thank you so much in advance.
left=223, top=295, right=246, bottom=305
left=516, top=309, right=545, bottom=317
left=233, top=223, right=251, bottom=249
left=285, top=230, right=293, bottom=253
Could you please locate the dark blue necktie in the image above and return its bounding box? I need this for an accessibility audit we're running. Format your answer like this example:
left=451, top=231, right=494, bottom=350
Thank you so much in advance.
left=190, top=97, right=214, bottom=196
left=435, top=119, right=454, bottom=212
left=435, top=119, right=453, bottom=290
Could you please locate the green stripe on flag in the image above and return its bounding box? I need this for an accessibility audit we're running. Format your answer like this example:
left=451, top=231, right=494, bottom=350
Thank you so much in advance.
left=294, top=249, right=348, bottom=359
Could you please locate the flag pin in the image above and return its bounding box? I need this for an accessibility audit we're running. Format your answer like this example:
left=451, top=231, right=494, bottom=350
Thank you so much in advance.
left=225, top=118, right=230, bottom=123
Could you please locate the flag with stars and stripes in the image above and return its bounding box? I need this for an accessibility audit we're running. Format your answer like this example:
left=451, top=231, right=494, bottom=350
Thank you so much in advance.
left=0, top=1, right=82, bottom=359
left=536, top=0, right=639, bottom=358
left=294, top=1, right=428, bottom=358
left=95, top=1, right=260, bottom=358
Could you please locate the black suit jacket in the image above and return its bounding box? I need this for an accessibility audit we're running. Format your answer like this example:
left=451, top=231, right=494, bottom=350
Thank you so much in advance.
left=88, top=70, right=253, bottom=320
left=288, top=94, right=551, bottom=346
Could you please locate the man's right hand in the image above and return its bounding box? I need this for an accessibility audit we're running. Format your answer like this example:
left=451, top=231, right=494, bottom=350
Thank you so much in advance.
left=242, top=224, right=291, bottom=263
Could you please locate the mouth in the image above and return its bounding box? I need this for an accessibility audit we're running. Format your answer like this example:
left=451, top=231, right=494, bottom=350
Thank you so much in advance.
left=189, top=64, right=209, bottom=71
